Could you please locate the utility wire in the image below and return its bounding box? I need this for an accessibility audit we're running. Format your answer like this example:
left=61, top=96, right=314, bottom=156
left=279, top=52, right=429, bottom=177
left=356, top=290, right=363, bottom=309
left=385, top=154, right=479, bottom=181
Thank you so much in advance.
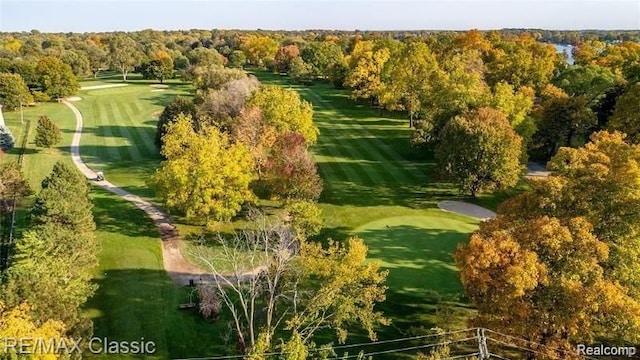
left=173, top=328, right=479, bottom=360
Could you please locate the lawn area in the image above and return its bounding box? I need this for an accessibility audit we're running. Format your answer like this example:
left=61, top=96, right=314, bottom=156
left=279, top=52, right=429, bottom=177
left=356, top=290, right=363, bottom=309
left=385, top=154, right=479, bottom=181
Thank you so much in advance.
left=60, top=70, right=486, bottom=357
left=73, top=75, right=191, bottom=199
left=253, top=71, right=482, bottom=355
left=84, top=188, right=228, bottom=359
left=1, top=97, right=229, bottom=359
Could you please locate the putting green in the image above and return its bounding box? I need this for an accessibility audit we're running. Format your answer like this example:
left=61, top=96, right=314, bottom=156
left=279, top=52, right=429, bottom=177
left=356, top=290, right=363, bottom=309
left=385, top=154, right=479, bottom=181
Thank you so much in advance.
left=354, top=215, right=477, bottom=296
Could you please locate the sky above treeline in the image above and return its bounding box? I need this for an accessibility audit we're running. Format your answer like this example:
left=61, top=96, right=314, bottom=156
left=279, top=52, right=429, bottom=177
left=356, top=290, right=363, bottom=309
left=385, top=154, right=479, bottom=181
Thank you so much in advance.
left=0, top=0, right=638, bottom=32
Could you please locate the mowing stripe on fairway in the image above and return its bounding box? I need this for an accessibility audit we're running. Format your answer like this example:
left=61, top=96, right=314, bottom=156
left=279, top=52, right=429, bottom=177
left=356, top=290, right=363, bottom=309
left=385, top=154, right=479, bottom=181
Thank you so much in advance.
left=303, top=89, right=416, bottom=185
left=312, top=111, right=401, bottom=185
left=103, top=101, right=138, bottom=161
left=94, top=101, right=122, bottom=161
left=302, top=87, right=425, bottom=181
left=117, top=101, right=157, bottom=157
left=110, top=102, right=143, bottom=161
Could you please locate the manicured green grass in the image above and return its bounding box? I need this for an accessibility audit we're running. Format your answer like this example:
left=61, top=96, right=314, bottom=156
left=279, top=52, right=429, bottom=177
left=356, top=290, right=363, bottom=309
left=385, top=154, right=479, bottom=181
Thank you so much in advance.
left=84, top=188, right=229, bottom=359
left=74, top=77, right=191, bottom=199
left=69, top=70, right=486, bottom=357
left=253, top=72, right=482, bottom=352
left=2, top=98, right=228, bottom=359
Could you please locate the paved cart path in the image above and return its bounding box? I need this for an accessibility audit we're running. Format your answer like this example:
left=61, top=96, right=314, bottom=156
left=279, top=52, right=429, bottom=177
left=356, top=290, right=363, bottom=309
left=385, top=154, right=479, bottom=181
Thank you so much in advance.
left=64, top=99, right=260, bottom=285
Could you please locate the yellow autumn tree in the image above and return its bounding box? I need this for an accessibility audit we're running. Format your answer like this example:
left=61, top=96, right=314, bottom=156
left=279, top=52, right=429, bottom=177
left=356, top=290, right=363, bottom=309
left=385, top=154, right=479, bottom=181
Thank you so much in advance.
left=0, top=302, right=68, bottom=360
left=455, top=215, right=640, bottom=356
left=149, top=114, right=256, bottom=222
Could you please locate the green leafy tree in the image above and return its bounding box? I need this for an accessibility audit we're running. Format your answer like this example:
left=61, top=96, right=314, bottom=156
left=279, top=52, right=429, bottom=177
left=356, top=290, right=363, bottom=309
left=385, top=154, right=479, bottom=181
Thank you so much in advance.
left=301, top=41, right=344, bottom=78
left=530, top=96, right=596, bottom=160
left=228, top=50, right=247, bottom=69
left=186, top=47, right=224, bottom=68
left=35, top=57, right=79, bottom=99
left=4, top=161, right=97, bottom=335
left=83, top=41, right=107, bottom=78
left=149, top=114, right=256, bottom=222
left=553, top=64, right=619, bottom=104
left=191, top=65, right=246, bottom=91
left=287, top=57, right=312, bottom=84
left=284, top=200, right=323, bottom=241
left=108, top=34, right=144, bottom=81
left=0, top=126, right=15, bottom=151
left=139, top=56, right=174, bottom=83
left=155, top=96, right=198, bottom=147
left=436, top=108, right=523, bottom=197
left=0, top=73, right=33, bottom=110
left=248, top=85, right=318, bottom=144
left=61, top=49, right=91, bottom=77
left=380, top=41, right=441, bottom=127
left=34, top=115, right=62, bottom=148
left=608, top=82, right=640, bottom=144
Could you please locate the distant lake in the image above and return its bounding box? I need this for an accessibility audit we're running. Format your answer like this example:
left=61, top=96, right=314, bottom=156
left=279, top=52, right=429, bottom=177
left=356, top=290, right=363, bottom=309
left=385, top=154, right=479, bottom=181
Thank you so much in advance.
left=554, top=44, right=575, bottom=65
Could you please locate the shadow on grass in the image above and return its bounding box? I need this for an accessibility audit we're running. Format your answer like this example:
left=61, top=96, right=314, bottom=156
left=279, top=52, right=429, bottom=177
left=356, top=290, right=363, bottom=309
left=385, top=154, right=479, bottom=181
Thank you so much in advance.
left=85, top=269, right=234, bottom=359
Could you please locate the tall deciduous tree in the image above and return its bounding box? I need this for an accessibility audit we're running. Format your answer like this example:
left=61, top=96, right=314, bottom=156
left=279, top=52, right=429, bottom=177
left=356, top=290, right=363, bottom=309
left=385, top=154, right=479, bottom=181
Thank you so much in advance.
left=530, top=95, right=596, bottom=160
left=608, top=82, right=640, bottom=144
left=344, top=40, right=392, bottom=104
left=380, top=41, right=441, bottom=127
left=149, top=114, right=255, bottom=222
left=274, top=44, right=301, bottom=74
left=240, top=35, right=279, bottom=68
left=194, top=218, right=388, bottom=355
left=34, top=115, right=62, bottom=148
left=35, top=57, right=79, bottom=99
left=301, top=41, right=344, bottom=78
left=108, top=34, right=143, bottom=82
left=155, top=96, right=197, bottom=148
left=0, top=163, right=32, bottom=213
left=455, top=215, right=640, bottom=354
left=435, top=108, right=523, bottom=197
left=0, top=73, right=33, bottom=110
left=263, top=132, right=323, bottom=201
left=247, top=85, right=318, bottom=144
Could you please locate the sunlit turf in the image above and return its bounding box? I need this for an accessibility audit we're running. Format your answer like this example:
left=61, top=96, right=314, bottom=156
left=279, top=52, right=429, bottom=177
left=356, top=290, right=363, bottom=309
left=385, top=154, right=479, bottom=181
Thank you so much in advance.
left=73, top=75, right=191, bottom=199
left=252, top=71, right=485, bottom=357
left=1, top=95, right=233, bottom=359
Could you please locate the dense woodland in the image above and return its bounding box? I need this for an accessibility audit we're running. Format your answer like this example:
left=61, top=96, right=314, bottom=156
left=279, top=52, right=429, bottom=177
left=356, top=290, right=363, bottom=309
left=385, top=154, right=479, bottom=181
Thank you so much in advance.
left=1, top=28, right=640, bottom=358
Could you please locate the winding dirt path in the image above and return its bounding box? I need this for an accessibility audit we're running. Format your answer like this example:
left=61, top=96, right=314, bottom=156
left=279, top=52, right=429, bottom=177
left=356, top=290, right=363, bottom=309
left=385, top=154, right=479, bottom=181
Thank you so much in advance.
left=64, top=100, right=221, bottom=285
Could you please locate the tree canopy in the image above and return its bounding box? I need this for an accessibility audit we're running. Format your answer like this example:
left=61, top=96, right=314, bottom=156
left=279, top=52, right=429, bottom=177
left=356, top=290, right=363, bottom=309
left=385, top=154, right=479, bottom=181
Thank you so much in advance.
left=436, top=108, right=523, bottom=196
left=149, top=114, right=256, bottom=222
left=247, top=85, right=318, bottom=144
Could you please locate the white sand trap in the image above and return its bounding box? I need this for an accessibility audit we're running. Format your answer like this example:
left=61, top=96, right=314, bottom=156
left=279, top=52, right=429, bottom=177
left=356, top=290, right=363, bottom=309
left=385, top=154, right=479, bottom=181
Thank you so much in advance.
left=80, top=84, right=129, bottom=90
left=438, top=200, right=496, bottom=221
left=151, top=89, right=166, bottom=92
left=66, top=96, right=82, bottom=102
left=150, top=84, right=169, bottom=88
